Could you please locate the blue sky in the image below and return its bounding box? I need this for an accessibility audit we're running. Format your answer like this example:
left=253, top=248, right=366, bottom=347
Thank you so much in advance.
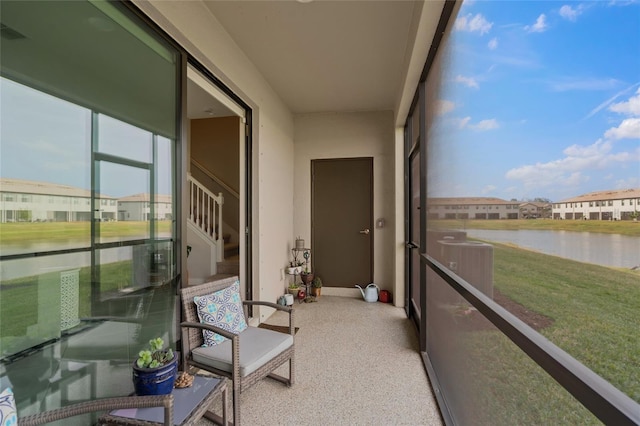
left=432, top=0, right=640, bottom=201
left=1, top=1, right=637, bottom=203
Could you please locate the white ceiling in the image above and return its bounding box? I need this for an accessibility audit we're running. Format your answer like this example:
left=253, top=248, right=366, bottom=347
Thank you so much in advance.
left=201, top=0, right=434, bottom=115
left=187, top=78, right=237, bottom=119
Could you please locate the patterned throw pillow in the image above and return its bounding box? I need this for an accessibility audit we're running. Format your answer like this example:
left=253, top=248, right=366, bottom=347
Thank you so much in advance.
left=0, top=387, right=17, bottom=426
left=194, top=280, right=248, bottom=346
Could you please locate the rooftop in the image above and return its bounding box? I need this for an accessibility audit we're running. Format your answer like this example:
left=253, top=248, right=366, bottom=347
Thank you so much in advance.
left=558, top=188, right=640, bottom=203
left=428, top=197, right=516, bottom=206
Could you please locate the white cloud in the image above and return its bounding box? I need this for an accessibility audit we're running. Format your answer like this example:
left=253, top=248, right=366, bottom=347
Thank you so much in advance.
left=470, top=119, right=500, bottom=131
left=584, top=82, right=640, bottom=119
left=608, top=88, right=640, bottom=115
left=550, top=77, right=620, bottom=92
left=454, top=117, right=499, bottom=131
left=603, top=89, right=640, bottom=139
left=614, top=176, right=640, bottom=189
left=562, top=139, right=612, bottom=157
left=455, top=13, right=493, bottom=35
left=604, top=118, right=640, bottom=139
left=455, top=75, right=479, bottom=88
left=559, top=5, right=584, bottom=21
left=488, top=37, right=498, bottom=50
left=526, top=14, right=548, bottom=33
left=455, top=116, right=472, bottom=128
left=506, top=137, right=640, bottom=191
left=505, top=186, right=520, bottom=195
left=481, top=185, right=497, bottom=194
left=435, top=100, right=456, bottom=116
left=608, top=0, right=640, bottom=6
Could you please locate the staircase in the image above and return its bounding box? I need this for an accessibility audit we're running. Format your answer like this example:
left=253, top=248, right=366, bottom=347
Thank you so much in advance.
left=207, top=234, right=239, bottom=281
left=188, top=172, right=240, bottom=283
left=189, top=174, right=224, bottom=261
left=223, top=233, right=239, bottom=259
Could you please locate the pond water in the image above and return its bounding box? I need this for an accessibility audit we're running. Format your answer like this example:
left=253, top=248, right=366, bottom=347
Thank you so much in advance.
left=465, top=229, right=640, bottom=269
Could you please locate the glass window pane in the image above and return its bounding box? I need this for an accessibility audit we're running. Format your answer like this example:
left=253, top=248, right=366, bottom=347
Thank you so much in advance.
left=410, top=151, right=420, bottom=243
left=411, top=249, right=421, bottom=317
left=98, top=114, right=152, bottom=163
left=155, top=136, right=174, bottom=227
left=0, top=252, right=90, bottom=358
left=0, top=78, right=92, bottom=241
left=0, top=0, right=178, bottom=138
left=93, top=243, right=173, bottom=310
left=0, top=0, right=180, bottom=414
left=97, top=162, right=149, bottom=242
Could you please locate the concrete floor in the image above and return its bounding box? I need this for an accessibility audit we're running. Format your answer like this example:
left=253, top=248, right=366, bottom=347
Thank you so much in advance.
left=196, top=295, right=443, bottom=426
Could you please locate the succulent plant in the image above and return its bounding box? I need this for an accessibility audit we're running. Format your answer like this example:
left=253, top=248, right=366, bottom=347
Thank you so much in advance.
left=136, top=337, right=174, bottom=369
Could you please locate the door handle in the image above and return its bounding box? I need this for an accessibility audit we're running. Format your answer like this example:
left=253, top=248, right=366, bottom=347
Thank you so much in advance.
left=359, top=229, right=370, bottom=235
left=406, top=242, right=417, bottom=249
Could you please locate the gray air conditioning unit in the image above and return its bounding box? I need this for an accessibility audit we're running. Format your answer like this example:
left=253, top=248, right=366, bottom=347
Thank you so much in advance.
left=437, top=241, right=494, bottom=300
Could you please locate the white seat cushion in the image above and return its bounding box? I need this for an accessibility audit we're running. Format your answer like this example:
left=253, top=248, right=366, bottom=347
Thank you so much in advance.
left=192, top=326, right=293, bottom=377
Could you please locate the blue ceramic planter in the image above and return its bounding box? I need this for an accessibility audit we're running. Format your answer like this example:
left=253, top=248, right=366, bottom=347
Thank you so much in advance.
left=132, top=356, right=178, bottom=395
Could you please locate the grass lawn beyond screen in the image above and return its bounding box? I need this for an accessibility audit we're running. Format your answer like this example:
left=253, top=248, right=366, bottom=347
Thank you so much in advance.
left=489, top=242, right=639, bottom=408
left=432, top=218, right=640, bottom=236
left=446, top=241, right=639, bottom=424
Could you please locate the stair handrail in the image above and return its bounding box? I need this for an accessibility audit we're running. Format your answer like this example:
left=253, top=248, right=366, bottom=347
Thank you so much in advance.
left=188, top=174, right=224, bottom=262
left=191, top=159, right=239, bottom=200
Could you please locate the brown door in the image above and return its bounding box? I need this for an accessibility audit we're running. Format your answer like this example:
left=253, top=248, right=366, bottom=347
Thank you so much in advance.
left=312, top=158, right=373, bottom=287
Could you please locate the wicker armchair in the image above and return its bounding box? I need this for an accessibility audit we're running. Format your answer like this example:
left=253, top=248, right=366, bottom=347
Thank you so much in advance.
left=179, top=276, right=295, bottom=426
left=19, top=394, right=173, bottom=426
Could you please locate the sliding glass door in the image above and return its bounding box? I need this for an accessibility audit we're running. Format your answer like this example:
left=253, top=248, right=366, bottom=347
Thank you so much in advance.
left=0, top=0, right=180, bottom=417
left=406, top=105, right=423, bottom=333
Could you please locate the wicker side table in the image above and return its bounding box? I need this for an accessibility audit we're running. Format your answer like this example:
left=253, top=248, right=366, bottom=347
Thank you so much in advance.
left=99, top=375, right=228, bottom=426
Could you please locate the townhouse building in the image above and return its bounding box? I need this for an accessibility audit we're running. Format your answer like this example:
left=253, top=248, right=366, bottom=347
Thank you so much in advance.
left=427, top=197, right=520, bottom=220
left=553, top=188, right=640, bottom=220
left=0, top=178, right=117, bottom=222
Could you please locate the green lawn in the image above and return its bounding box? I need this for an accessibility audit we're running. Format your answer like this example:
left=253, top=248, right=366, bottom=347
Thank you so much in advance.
left=492, top=242, right=640, bottom=401
left=462, top=330, right=601, bottom=425
left=1, top=221, right=174, bottom=356
left=452, top=241, right=640, bottom=424
left=0, top=221, right=172, bottom=245
left=431, top=218, right=640, bottom=236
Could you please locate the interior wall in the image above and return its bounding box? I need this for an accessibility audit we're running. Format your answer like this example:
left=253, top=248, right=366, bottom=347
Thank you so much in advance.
left=293, top=111, right=396, bottom=297
left=191, top=116, right=241, bottom=240
left=191, top=116, right=240, bottom=192
left=133, top=0, right=295, bottom=321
